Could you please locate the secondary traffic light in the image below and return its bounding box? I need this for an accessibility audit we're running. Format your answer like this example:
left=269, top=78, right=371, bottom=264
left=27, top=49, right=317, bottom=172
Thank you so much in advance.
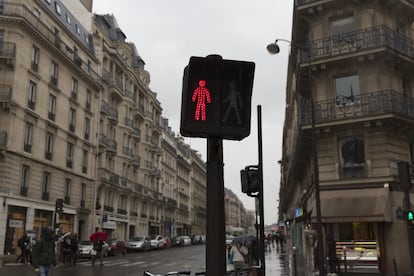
left=240, top=165, right=260, bottom=196
left=180, top=55, right=255, bottom=140
left=408, top=210, right=414, bottom=221
left=55, top=198, right=64, bottom=214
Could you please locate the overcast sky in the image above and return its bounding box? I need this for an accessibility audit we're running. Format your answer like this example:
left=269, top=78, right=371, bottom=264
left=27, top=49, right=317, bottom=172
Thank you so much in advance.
left=93, top=1, right=293, bottom=225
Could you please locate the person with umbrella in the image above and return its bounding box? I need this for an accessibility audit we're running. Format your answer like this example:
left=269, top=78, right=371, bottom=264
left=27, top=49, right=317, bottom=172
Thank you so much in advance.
left=90, top=231, right=107, bottom=267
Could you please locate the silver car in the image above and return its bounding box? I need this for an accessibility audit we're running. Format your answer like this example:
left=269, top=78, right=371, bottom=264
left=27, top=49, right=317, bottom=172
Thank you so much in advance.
left=150, top=235, right=164, bottom=249
left=126, top=236, right=151, bottom=252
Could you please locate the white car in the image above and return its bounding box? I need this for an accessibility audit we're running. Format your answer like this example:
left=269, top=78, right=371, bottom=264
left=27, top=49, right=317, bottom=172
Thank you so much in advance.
left=78, top=240, right=108, bottom=258
left=150, top=235, right=164, bottom=249
left=180, top=236, right=192, bottom=246
left=126, top=236, right=151, bottom=252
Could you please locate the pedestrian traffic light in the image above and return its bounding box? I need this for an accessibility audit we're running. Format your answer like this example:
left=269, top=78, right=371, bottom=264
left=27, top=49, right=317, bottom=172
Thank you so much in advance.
left=180, top=55, right=255, bottom=140
left=398, top=161, right=412, bottom=190
left=241, top=165, right=260, bottom=196
left=55, top=198, right=64, bottom=214
left=408, top=210, right=414, bottom=221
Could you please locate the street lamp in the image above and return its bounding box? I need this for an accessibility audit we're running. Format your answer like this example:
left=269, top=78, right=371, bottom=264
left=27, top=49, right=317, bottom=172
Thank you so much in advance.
left=267, top=38, right=326, bottom=276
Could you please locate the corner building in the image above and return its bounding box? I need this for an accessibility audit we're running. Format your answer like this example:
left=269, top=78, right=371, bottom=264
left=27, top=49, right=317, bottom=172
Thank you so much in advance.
left=0, top=0, right=100, bottom=253
left=280, top=0, right=414, bottom=274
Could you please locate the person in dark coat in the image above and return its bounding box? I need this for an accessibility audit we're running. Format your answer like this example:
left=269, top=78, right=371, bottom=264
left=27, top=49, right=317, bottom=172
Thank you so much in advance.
left=91, top=238, right=104, bottom=266
left=70, top=234, right=78, bottom=266
left=61, top=236, right=72, bottom=267
left=15, top=233, right=29, bottom=263
left=32, top=227, right=57, bottom=276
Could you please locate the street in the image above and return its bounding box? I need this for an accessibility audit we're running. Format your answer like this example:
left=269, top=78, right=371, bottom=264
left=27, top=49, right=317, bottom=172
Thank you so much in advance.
left=0, top=244, right=290, bottom=276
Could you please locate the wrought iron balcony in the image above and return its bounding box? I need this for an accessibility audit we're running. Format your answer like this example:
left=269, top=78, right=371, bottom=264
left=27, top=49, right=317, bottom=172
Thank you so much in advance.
left=99, top=133, right=117, bottom=152
left=299, top=25, right=414, bottom=64
left=301, top=90, right=414, bottom=125
left=100, top=101, right=118, bottom=121
left=0, top=85, right=12, bottom=102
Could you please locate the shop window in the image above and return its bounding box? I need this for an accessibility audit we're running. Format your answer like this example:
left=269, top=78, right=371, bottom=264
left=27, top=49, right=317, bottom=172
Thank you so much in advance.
left=338, top=136, right=366, bottom=178
left=335, top=74, right=360, bottom=105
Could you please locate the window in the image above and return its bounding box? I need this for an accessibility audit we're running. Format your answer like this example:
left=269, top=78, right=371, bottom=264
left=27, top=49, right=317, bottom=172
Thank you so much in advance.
left=402, top=78, right=412, bottom=97
left=24, top=122, right=33, bottom=153
left=86, top=89, right=92, bottom=110
left=69, top=108, right=76, bottom=131
left=335, top=74, right=360, bottom=105
left=75, top=24, right=80, bottom=34
left=339, top=136, right=366, bottom=178
left=81, top=183, right=86, bottom=201
left=31, top=46, right=39, bottom=71
left=84, top=117, right=90, bottom=140
left=32, top=8, right=40, bottom=19
left=82, top=149, right=88, bottom=173
left=65, top=13, right=71, bottom=24
left=331, top=17, right=355, bottom=36
left=67, top=142, right=74, bottom=168
left=28, top=81, right=36, bottom=109
left=45, top=132, right=53, bottom=160
left=71, top=78, right=78, bottom=99
left=51, top=62, right=58, bottom=86
left=48, top=94, right=56, bottom=121
left=65, top=178, right=71, bottom=198
left=55, top=2, right=61, bottom=15
left=42, top=172, right=50, bottom=200
left=45, top=0, right=51, bottom=4
left=20, top=165, right=30, bottom=196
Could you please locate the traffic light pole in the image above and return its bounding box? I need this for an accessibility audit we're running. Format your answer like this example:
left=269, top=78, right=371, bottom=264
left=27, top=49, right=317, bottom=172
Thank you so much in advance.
left=206, top=137, right=226, bottom=276
left=257, top=105, right=265, bottom=276
left=404, top=189, right=414, bottom=272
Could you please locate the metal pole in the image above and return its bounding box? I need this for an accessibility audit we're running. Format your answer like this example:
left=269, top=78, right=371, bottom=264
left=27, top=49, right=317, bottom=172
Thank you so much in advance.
left=257, top=105, right=266, bottom=275
left=403, top=189, right=414, bottom=272
left=307, top=45, right=325, bottom=276
left=206, top=137, right=226, bottom=276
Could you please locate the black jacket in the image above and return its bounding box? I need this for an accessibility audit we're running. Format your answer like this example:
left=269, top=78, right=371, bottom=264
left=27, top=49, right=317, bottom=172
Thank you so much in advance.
left=32, top=230, right=56, bottom=268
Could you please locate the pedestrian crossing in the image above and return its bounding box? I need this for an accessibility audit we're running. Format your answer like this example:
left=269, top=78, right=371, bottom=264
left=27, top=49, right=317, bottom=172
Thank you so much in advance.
left=77, top=259, right=161, bottom=268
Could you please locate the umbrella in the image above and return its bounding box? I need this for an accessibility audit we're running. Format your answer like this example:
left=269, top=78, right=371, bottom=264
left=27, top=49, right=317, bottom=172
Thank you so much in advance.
left=89, top=231, right=108, bottom=242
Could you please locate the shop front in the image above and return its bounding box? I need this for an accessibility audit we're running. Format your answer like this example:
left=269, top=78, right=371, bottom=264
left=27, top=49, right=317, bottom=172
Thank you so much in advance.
left=4, top=206, right=27, bottom=255
left=33, top=209, right=53, bottom=240
left=307, top=187, right=391, bottom=273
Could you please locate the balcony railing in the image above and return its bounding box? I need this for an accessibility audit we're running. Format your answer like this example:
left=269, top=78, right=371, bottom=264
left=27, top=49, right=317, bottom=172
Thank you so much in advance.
left=301, top=90, right=414, bottom=125
left=100, top=101, right=118, bottom=121
left=0, top=85, right=12, bottom=102
left=99, top=133, right=117, bottom=152
left=301, top=25, right=414, bottom=64
left=339, top=164, right=367, bottom=179
left=0, top=41, right=16, bottom=59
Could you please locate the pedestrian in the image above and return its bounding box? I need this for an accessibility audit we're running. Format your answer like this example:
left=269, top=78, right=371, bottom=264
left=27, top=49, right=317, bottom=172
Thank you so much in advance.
left=15, top=233, right=29, bottom=263
left=61, top=235, right=72, bottom=266
left=229, top=241, right=248, bottom=271
left=32, top=227, right=57, bottom=276
left=91, top=238, right=104, bottom=266
left=327, top=234, right=338, bottom=273
left=70, top=234, right=78, bottom=266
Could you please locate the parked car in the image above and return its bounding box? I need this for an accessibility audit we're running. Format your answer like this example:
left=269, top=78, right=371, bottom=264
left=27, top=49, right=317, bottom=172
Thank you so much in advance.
left=126, top=236, right=151, bottom=252
left=78, top=240, right=109, bottom=259
left=192, top=235, right=206, bottom=244
left=172, top=236, right=192, bottom=247
left=107, top=239, right=127, bottom=256
left=150, top=235, right=164, bottom=249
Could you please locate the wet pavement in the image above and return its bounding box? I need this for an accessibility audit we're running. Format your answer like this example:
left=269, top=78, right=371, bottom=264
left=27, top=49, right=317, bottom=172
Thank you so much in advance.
left=264, top=245, right=291, bottom=275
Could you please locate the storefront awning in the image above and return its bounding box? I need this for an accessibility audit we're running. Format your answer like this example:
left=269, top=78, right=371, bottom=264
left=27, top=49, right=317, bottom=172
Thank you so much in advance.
left=311, top=188, right=392, bottom=223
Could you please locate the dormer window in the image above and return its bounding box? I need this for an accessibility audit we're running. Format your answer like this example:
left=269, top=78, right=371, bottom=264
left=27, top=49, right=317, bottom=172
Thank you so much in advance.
left=45, top=0, right=51, bottom=4
left=55, top=3, right=61, bottom=15
left=75, top=24, right=80, bottom=35
left=65, top=13, right=71, bottom=24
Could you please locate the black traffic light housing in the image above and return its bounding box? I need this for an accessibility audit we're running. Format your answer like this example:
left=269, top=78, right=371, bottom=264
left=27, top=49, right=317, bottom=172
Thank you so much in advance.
left=241, top=165, right=260, bottom=196
left=180, top=55, right=255, bottom=140
left=55, top=198, right=64, bottom=214
left=398, top=161, right=412, bottom=190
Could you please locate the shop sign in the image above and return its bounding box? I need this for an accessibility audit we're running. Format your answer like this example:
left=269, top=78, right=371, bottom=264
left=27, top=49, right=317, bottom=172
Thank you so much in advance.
left=295, top=208, right=304, bottom=218
left=102, top=221, right=117, bottom=229
left=9, top=219, right=23, bottom=228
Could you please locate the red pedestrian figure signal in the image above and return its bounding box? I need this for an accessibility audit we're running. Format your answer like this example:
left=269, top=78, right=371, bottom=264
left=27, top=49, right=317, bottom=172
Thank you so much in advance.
left=192, top=80, right=211, bottom=121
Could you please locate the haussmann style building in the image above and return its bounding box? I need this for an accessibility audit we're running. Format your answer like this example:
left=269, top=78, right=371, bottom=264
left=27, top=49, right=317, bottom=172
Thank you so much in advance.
left=279, top=0, right=414, bottom=274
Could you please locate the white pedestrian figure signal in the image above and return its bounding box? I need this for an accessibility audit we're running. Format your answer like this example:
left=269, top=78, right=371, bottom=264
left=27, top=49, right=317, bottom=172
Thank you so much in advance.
left=222, top=81, right=243, bottom=124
